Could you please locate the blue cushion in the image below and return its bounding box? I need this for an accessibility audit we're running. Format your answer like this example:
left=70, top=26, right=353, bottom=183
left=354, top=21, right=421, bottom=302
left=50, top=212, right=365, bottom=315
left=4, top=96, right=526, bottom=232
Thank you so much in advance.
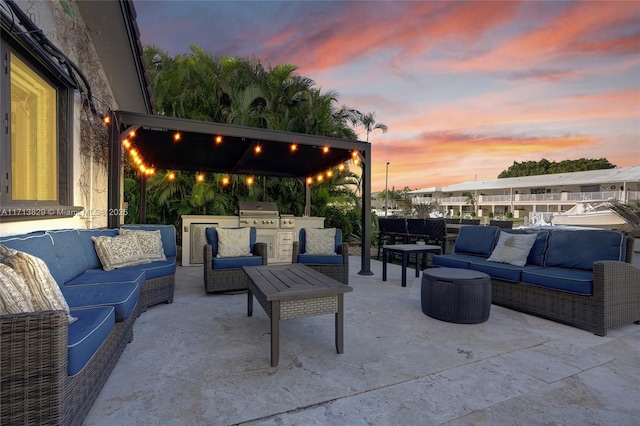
left=431, top=254, right=480, bottom=269
left=121, top=224, right=177, bottom=257
left=298, top=254, right=344, bottom=265
left=212, top=255, right=263, bottom=270
left=78, top=229, right=118, bottom=269
left=299, top=228, right=342, bottom=254
left=545, top=229, right=626, bottom=271
left=0, top=233, right=64, bottom=285
left=503, top=229, right=549, bottom=266
left=64, top=268, right=146, bottom=286
left=521, top=267, right=594, bottom=295
left=67, top=306, right=115, bottom=376
left=470, top=258, right=542, bottom=282
left=454, top=226, right=499, bottom=256
left=62, top=280, right=142, bottom=321
left=46, top=230, right=89, bottom=284
left=122, top=257, right=176, bottom=280
left=205, top=227, right=257, bottom=257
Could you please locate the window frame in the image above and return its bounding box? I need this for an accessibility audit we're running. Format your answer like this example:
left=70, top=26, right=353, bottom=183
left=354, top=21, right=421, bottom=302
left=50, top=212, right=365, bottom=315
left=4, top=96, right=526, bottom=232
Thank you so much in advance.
left=1, top=32, right=80, bottom=221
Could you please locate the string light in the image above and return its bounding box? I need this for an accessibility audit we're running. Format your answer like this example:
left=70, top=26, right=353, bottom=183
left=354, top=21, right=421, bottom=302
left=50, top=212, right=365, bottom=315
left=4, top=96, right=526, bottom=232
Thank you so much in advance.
left=254, top=145, right=262, bottom=154
left=129, top=130, right=136, bottom=138
left=326, top=170, right=333, bottom=178
left=101, top=114, right=111, bottom=125
left=306, top=177, right=313, bottom=185
left=338, top=163, right=346, bottom=171
left=322, top=146, right=329, bottom=154
left=167, top=172, right=176, bottom=181
left=174, top=132, right=181, bottom=142
left=196, top=173, right=205, bottom=183
left=317, top=174, right=324, bottom=182
left=215, top=135, right=223, bottom=144
left=290, top=143, right=298, bottom=152
left=246, top=176, right=254, bottom=185
left=221, top=176, right=230, bottom=185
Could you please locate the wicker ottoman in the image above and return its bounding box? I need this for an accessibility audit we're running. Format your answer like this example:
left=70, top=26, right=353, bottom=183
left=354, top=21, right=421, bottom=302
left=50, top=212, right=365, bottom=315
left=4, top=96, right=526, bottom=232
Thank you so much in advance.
left=421, top=267, right=491, bottom=324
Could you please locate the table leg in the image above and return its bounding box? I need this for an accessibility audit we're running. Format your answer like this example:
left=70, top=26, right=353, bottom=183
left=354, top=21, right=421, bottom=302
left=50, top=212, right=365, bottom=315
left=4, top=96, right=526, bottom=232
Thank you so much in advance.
left=415, top=253, right=420, bottom=277
left=335, top=294, right=344, bottom=354
left=247, top=287, right=253, bottom=317
left=401, top=253, right=408, bottom=287
left=271, top=300, right=280, bottom=367
left=382, top=248, right=388, bottom=281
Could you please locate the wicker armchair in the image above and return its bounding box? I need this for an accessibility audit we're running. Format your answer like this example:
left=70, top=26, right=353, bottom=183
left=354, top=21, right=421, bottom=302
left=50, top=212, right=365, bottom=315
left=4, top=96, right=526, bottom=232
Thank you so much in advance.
left=292, top=228, right=349, bottom=284
left=203, top=227, right=267, bottom=293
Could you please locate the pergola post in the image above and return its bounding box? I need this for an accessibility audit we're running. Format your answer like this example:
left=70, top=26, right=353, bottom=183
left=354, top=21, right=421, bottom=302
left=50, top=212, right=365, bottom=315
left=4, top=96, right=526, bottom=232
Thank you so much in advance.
left=358, top=142, right=373, bottom=276
left=108, top=118, right=121, bottom=229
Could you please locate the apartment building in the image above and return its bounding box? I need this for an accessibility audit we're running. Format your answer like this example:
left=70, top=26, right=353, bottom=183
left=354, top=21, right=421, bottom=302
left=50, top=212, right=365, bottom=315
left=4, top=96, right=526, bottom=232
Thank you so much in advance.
left=410, top=166, right=640, bottom=221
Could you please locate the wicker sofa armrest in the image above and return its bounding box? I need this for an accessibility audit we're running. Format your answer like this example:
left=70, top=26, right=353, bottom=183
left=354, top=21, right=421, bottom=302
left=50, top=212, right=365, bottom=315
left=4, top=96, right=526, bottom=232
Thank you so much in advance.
left=292, top=241, right=301, bottom=263
left=253, top=242, right=268, bottom=265
left=592, top=260, right=640, bottom=335
left=338, top=241, right=349, bottom=267
left=1, top=310, right=68, bottom=424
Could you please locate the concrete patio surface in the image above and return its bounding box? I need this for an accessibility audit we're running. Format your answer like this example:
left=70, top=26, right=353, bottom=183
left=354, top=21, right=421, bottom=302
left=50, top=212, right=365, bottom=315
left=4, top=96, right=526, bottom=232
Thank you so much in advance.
left=84, top=257, right=640, bottom=425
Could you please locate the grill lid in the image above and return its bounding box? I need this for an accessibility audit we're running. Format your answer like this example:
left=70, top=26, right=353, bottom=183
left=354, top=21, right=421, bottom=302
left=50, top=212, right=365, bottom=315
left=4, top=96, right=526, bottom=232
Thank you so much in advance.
left=238, top=201, right=279, bottom=216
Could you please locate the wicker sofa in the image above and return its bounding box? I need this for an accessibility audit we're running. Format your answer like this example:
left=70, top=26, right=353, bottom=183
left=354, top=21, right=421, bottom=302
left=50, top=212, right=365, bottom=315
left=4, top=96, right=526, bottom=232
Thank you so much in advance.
left=0, top=224, right=176, bottom=425
left=432, top=225, right=640, bottom=336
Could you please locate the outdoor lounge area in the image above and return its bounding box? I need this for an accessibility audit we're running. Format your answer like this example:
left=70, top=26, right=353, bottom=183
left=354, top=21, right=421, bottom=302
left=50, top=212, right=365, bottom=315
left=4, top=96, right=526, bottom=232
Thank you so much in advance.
left=82, top=256, right=640, bottom=425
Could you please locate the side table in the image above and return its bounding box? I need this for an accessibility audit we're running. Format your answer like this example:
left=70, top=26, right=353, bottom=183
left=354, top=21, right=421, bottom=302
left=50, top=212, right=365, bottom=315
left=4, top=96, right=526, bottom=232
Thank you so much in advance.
left=421, top=267, right=491, bottom=324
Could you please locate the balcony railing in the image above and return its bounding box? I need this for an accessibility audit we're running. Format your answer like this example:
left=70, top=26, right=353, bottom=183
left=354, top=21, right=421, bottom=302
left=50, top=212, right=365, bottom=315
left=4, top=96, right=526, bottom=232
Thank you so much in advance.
left=412, top=191, right=640, bottom=206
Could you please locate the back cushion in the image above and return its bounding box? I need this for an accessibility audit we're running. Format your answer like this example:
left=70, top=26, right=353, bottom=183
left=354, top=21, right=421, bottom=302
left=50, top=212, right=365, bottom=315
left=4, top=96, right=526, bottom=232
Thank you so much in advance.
left=0, top=233, right=64, bottom=285
left=299, top=228, right=342, bottom=253
left=46, top=230, right=89, bottom=284
left=454, top=226, right=499, bottom=256
left=121, top=224, right=177, bottom=257
left=545, top=229, right=626, bottom=271
left=205, top=227, right=256, bottom=256
left=78, top=229, right=119, bottom=269
left=504, top=229, right=549, bottom=266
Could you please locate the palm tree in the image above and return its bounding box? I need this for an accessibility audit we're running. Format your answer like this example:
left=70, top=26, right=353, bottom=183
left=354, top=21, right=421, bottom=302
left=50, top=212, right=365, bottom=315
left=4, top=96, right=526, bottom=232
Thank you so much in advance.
left=356, top=111, right=388, bottom=142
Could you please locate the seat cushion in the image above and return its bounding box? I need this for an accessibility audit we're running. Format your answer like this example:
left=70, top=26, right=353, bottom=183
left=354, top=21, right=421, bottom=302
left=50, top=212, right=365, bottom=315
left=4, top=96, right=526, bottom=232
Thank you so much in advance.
left=62, top=281, right=142, bottom=321
left=521, top=267, right=593, bottom=295
left=67, top=306, right=115, bottom=376
left=469, top=258, right=542, bottom=282
left=432, top=254, right=481, bottom=269
left=298, top=254, right=344, bottom=265
left=212, top=255, right=263, bottom=270
left=121, top=257, right=177, bottom=280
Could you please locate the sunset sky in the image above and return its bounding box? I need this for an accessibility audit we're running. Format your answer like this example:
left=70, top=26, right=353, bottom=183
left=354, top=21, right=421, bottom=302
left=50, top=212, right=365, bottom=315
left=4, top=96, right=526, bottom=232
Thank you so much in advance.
left=134, top=0, right=640, bottom=192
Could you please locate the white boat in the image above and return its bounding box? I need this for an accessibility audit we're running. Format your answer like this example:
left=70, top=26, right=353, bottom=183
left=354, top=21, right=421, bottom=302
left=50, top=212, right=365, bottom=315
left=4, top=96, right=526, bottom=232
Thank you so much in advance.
left=551, top=202, right=628, bottom=230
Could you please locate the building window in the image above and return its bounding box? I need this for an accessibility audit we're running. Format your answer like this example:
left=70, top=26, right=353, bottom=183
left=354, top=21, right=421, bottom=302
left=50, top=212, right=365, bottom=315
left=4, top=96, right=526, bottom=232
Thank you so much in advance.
left=1, top=40, right=74, bottom=220
left=10, top=53, right=57, bottom=201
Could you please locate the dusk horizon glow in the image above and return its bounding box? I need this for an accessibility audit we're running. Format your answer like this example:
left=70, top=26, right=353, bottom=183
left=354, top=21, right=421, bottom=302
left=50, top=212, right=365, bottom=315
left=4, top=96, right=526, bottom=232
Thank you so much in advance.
left=134, top=0, right=640, bottom=192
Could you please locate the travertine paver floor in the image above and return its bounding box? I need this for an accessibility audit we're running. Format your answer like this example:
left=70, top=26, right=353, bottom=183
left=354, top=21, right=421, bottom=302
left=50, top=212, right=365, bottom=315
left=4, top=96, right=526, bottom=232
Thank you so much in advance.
left=84, top=257, right=640, bottom=425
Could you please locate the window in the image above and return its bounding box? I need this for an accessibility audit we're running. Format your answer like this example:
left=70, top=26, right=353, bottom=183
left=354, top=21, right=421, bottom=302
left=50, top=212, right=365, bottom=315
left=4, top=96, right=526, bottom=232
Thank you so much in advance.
left=10, top=53, right=57, bottom=201
left=1, top=39, right=74, bottom=220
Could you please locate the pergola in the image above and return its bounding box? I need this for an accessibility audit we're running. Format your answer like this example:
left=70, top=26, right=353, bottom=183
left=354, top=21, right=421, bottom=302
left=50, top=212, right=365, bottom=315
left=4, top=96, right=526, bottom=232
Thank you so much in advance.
left=108, top=110, right=373, bottom=275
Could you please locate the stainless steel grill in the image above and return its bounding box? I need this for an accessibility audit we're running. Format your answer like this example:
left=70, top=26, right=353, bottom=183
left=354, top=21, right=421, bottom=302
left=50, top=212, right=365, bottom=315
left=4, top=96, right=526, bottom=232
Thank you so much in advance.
left=238, top=201, right=294, bottom=229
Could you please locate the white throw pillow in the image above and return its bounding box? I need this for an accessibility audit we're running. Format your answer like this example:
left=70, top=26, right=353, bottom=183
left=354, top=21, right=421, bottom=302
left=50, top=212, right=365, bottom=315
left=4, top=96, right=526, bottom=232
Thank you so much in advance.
left=216, top=227, right=252, bottom=257
left=0, top=246, right=76, bottom=323
left=92, top=234, right=150, bottom=271
left=487, top=231, right=537, bottom=267
left=0, top=263, right=34, bottom=314
left=119, top=229, right=166, bottom=261
left=305, top=228, right=337, bottom=255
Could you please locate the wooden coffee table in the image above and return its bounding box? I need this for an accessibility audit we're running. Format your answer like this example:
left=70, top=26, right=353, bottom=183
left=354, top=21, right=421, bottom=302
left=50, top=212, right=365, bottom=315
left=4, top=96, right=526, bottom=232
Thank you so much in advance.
left=242, top=263, right=353, bottom=367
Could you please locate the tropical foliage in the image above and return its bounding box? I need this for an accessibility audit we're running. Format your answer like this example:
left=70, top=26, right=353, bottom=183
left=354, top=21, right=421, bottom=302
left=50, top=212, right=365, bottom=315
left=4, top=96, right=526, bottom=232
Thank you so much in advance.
left=126, top=45, right=386, bottom=245
left=498, top=158, right=616, bottom=178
